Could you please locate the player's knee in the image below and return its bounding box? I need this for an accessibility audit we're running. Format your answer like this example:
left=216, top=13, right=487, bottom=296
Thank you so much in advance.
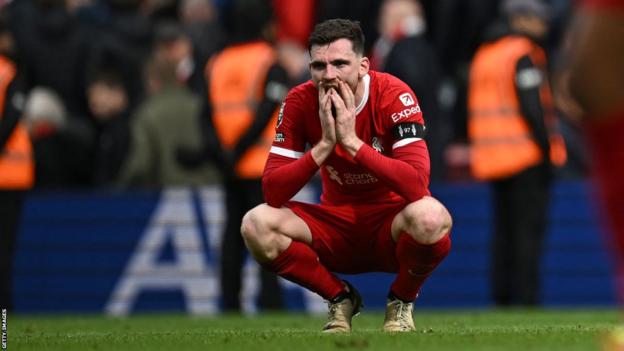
left=240, top=212, right=255, bottom=242
left=240, top=205, right=269, bottom=244
left=404, top=198, right=452, bottom=244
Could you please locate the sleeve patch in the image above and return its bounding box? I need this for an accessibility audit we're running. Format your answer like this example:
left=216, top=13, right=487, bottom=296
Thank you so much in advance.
left=276, top=102, right=286, bottom=129
left=390, top=104, right=421, bottom=123
left=392, top=122, right=427, bottom=141
left=399, top=92, right=415, bottom=106
left=274, top=132, right=285, bottom=143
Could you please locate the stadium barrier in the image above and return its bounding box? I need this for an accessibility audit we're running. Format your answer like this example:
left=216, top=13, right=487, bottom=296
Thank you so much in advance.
left=12, top=181, right=616, bottom=314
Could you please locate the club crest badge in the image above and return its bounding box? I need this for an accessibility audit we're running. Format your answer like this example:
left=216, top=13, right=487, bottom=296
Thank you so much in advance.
left=276, top=102, right=286, bottom=129
left=372, top=137, right=383, bottom=153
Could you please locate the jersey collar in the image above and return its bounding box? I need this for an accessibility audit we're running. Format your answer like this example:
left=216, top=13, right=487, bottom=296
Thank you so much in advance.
left=355, top=74, right=370, bottom=115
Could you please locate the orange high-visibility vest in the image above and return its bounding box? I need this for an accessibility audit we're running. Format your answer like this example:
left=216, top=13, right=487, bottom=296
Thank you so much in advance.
left=208, top=41, right=279, bottom=179
left=0, top=56, right=34, bottom=189
left=468, top=35, right=566, bottom=180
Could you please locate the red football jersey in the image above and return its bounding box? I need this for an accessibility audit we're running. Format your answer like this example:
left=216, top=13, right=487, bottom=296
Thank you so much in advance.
left=268, top=70, right=429, bottom=205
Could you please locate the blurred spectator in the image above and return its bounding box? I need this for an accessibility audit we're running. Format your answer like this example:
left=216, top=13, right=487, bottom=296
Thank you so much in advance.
left=88, top=0, right=154, bottom=110
left=180, top=0, right=287, bottom=312
left=276, top=40, right=309, bottom=85
left=178, top=0, right=226, bottom=82
left=66, top=0, right=95, bottom=14
left=23, top=87, right=95, bottom=188
left=153, top=21, right=205, bottom=96
left=429, top=0, right=499, bottom=79
left=371, top=0, right=424, bottom=70
left=10, top=0, right=93, bottom=117
left=426, top=0, right=500, bottom=167
left=116, top=55, right=220, bottom=188
left=381, top=0, right=449, bottom=180
left=85, top=58, right=132, bottom=187
left=145, top=0, right=179, bottom=20
left=23, top=88, right=67, bottom=136
left=467, top=0, right=567, bottom=306
left=0, top=5, right=34, bottom=312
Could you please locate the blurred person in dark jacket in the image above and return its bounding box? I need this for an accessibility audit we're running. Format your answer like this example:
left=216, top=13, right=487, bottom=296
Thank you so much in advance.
left=10, top=0, right=93, bottom=118
left=88, top=0, right=154, bottom=111
left=178, top=0, right=226, bottom=83
left=153, top=21, right=205, bottom=96
left=427, top=0, right=499, bottom=144
left=382, top=0, right=448, bottom=181
left=85, top=59, right=132, bottom=187
left=23, top=86, right=95, bottom=189
left=370, top=0, right=424, bottom=70
left=10, top=0, right=106, bottom=187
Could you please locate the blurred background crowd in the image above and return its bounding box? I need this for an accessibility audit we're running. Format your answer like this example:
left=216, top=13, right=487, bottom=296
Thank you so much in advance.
left=1, top=0, right=616, bottom=315
left=0, top=0, right=587, bottom=190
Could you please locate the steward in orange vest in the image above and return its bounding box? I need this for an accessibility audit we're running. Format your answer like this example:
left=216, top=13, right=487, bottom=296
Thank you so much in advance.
left=0, top=56, right=34, bottom=189
left=468, top=30, right=566, bottom=180
left=177, top=0, right=288, bottom=312
left=467, top=0, right=566, bottom=307
left=208, top=40, right=285, bottom=178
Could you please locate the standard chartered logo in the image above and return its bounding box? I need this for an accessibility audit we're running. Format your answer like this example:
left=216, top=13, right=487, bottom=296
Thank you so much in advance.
left=344, top=173, right=378, bottom=184
left=325, top=166, right=378, bottom=185
left=326, top=166, right=343, bottom=185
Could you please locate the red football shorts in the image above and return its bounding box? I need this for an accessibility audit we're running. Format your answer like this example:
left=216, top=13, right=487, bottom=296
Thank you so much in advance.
left=285, top=200, right=409, bottom=274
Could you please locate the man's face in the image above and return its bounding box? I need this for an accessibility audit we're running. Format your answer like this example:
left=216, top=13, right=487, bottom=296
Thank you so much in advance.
left=309, top=38, right=369, bottom=94
left=87, top=81, right=128, bottom=120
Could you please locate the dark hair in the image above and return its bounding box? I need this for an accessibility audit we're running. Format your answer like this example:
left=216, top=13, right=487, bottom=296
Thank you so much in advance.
left=308, top=19, right=365, bottom=56
left=86, top=48, right=127, bottom=89
left=87, top=66, right=125, bottom=89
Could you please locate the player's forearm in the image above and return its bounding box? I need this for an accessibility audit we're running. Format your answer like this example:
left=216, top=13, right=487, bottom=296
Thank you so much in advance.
left=263, top=152, right=320, bottom=207
left=355, top=143, right=430, bottom=202
left=339, top=136, right=364, bottom=157
left=311, top=139, right=335, bottom=165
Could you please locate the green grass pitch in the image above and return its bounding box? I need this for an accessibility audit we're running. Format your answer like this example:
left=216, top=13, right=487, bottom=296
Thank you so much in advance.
left=8, top=309, right=622, bottom=350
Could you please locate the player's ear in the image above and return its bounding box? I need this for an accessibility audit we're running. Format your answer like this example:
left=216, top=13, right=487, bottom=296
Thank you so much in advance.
left=359, top=56, right=370, bottom=78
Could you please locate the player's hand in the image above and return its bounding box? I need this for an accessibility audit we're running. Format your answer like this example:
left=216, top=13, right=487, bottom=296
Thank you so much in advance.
left=318, top=82, right=337, bottom=146
left=331, top=79, right=363, bottom=155
left=311, top=82, right=337, bottom=165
